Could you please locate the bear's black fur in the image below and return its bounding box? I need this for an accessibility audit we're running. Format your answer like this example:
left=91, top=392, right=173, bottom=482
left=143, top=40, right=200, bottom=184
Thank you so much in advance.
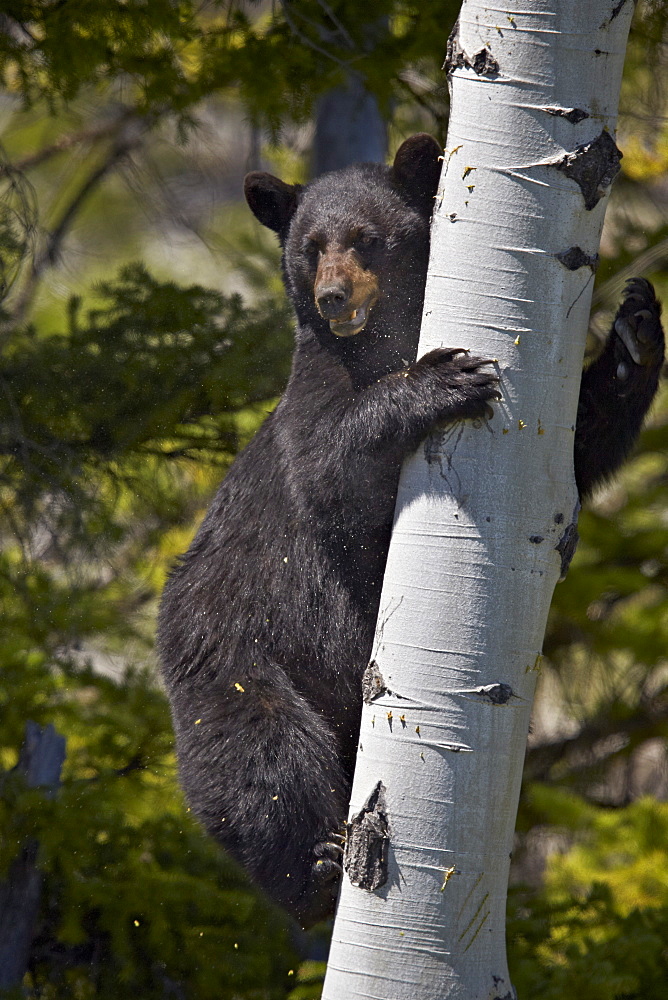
left=157, top=134, right=664, bottom=927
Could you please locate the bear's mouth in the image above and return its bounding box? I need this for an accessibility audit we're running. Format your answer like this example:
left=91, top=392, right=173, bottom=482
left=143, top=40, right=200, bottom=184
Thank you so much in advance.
left=328, top=296, right=376, bottom=337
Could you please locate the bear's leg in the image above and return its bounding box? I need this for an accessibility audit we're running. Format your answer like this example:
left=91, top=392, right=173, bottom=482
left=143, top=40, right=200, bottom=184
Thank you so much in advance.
left=172, top=660, right=348, bottom=926
left=574, top=278, right=664, bottom=498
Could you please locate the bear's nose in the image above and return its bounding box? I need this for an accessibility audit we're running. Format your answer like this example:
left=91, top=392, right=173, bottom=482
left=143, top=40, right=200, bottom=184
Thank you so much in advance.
left=316, top=283, right=351, bottom=320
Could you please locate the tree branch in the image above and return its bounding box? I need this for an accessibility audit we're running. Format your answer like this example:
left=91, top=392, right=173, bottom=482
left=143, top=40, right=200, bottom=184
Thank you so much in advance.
left=524, top=692, right=668, bottom=784
left=6, top=112, right=136, bottom=174
left=3, top=116, right=149, bottom=333
left=279, top=1, right=353, bottom=72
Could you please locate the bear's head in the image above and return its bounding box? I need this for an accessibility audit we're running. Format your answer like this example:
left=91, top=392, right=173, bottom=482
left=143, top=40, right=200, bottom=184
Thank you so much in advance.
left=244, top=134, right=442, bottom=365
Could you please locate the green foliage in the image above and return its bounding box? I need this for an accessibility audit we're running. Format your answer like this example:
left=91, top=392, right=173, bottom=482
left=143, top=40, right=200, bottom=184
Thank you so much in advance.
left=509, top=792, right=668, bottom=999
left=0, top=2, right=460, bottom=135
left=514, top=370, right=668, bottom=997
left=1, top=676, right=297, bottom=999
left=553, top=494, right=668, bottom=667
left=1, top=262, right=291, bottom=515
left=540, top=382, right=668, bottom=768
left=0, top=0, right=200, bottom=116
left=286, top=960, right=327, bottom=1000
left=513, top=374, right=668, bottom=997
left=0, top=155, right=36, bottom=297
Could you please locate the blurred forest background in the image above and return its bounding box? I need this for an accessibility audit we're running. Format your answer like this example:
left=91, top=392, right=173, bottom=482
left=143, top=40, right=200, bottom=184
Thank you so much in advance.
left=0, top=1, right=667, bottom=997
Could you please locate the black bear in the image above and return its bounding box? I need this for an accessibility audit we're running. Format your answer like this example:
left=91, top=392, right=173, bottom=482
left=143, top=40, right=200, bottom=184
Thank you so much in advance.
left=157, top=133, right=664, bottom=927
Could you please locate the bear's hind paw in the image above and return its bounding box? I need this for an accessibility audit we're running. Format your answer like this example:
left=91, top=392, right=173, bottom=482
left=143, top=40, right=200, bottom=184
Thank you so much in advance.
left=614, top=278, right=664, bottom=370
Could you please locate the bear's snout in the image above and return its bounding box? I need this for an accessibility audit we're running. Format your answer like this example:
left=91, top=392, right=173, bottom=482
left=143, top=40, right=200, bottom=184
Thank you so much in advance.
left=315, top=251, right=379, bottom=336
left=316, top=281, right=351, bottom=320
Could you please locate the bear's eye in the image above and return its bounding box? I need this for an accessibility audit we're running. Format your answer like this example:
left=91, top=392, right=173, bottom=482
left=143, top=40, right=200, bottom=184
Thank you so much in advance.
left=352, top=233, right=379, bottom=250
left=302, top=238, right=322, bottom=257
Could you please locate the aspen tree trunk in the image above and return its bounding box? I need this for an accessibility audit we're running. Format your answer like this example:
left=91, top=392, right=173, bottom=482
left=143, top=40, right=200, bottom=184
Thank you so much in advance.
left=322, top=2, right=635, bottom=998
left=0, top=722, right=66, bottom=988
left=313, top=78, right=387, bottom=175
left=311, top=14, right=390, bottom=176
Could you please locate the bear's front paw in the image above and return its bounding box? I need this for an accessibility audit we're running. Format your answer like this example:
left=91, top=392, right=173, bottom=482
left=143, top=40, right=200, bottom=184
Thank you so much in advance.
left=613, top=278, right=664, bottom=371
left=418, top=347, right=501, bottom=421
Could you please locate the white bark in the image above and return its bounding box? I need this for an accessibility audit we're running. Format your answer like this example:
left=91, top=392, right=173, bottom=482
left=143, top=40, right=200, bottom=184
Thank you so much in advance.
left=322, top=2, right=634, bottom=998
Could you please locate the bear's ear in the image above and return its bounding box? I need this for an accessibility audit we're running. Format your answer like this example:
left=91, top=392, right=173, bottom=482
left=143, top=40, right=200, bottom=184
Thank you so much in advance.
left=244, top=172, right=302, bottom=237
left=392, top=133, right=442, bottom=214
